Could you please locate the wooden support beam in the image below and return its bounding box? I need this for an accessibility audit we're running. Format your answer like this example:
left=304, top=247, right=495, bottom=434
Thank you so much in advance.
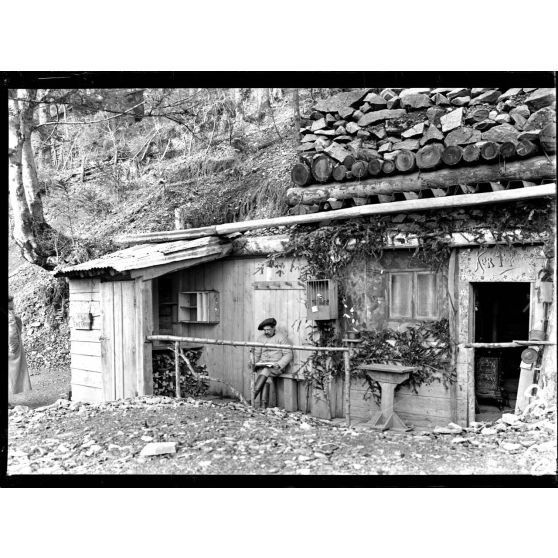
left=463, top=342, right=520, bottom=348
left=147, top=335, right=350, bottom=353
left=115, top=225, right=217, bottom=245
left=214, top=183, right=556, bottom=235
left=286, top=155, right=555, bottom=206
left=114, top=179, right=555, bottom=248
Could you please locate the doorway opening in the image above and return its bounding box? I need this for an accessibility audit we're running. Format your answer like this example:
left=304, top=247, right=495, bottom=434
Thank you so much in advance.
left=473, top=282, right=530, bottom=422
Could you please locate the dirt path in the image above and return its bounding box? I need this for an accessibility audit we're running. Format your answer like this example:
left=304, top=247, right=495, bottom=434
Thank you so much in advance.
left=7, top=396, right=556, bottom=477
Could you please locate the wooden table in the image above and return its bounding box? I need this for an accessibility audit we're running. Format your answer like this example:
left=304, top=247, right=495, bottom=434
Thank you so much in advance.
left=358, top=363, right=417, bottom=431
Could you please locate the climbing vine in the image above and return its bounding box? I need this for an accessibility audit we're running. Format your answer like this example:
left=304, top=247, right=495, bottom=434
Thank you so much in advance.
left=268, top=198, right=555, bottom=282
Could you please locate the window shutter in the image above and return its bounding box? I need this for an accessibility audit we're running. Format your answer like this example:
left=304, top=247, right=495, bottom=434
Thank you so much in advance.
left=390, top=273, right=412, bottom=318
left=416, top=273, right=437, bottom=318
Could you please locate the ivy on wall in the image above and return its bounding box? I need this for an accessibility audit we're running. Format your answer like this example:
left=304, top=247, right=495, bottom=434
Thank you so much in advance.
left=272, top=198, right=555, bottom=281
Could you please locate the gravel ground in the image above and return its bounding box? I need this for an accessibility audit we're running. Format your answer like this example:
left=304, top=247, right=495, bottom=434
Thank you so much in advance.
left=9, top=368, right=70, bottom=409
left=6, top=394, right=557, bottom=478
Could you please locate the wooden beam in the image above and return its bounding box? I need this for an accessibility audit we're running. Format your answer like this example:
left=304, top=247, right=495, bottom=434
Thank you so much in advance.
left=121, top=184, right=553, bottom=250
left=115, top=225, right=217, bottom=245
left=214, top=183, right=555, bottom=235
left=463, top=342, right=520, bottom=348
left=286, top=155, right=555, bottom=205
left=147, top=335, right=350, bottom=353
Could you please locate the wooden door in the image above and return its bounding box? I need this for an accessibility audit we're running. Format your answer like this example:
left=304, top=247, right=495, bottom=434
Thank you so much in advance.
left=253, top=281, right=311, bottom=378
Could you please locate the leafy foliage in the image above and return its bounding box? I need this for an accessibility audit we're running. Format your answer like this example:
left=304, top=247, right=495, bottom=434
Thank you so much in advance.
left=351, top=319, right=455, bottom=402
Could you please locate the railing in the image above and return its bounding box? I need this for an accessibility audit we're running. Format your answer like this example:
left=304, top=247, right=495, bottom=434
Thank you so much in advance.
left=463, top=340, right=555, bottom=348
left=147, top=334, right=355, bottom=425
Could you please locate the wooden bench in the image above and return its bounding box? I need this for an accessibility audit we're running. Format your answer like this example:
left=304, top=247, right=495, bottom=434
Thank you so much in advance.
left=267, top=372, right=299, bottom=411
left=254, top=362, right=298, bottom=411
left=358, top=363, right=417, bottom=431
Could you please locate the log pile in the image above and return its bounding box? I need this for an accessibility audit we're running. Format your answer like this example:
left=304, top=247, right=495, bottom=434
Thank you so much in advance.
left=291, top=87, right=556, bottom=191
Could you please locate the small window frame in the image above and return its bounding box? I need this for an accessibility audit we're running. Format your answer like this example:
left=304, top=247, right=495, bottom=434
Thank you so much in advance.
left=388, top=270, right=439, bottom=321
left=178, top=290, right=220, bottom=324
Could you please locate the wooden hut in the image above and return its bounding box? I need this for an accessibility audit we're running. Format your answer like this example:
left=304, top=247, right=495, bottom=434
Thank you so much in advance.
left=55, top=236, right=232, bottom=403
left=56, top=182, right=556, bottom=428
left=57, top=84, right=557, bottom=428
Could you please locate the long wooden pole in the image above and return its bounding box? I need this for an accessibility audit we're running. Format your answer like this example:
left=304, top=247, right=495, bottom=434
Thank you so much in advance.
left=115, top=183, right=555, bottom=246
left=217, top=184, right=556, bottom=234
left=174, top=341, right=181, bottom=398
left=464, top=341, right=556, bottom=348
left=148, top=335, right=349, bottom=353
left=344, top=349, right=351, bottom=427
left=250, top=349, right=256, bottom=408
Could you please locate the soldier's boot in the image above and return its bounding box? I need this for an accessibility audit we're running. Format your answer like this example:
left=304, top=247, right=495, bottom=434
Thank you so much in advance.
left=253, top=374, right=268, bottom=405
left=262, top=382, right=270, bottom=408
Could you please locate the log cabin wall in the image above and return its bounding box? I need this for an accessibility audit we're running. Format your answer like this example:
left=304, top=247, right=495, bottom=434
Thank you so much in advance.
left=69, top=278, right=103, bottom=402
left=153, top=257, right=313, bottom=403
left=456, top=244, right=547, bottom=425
left=342, top=251, right=452, bottom=428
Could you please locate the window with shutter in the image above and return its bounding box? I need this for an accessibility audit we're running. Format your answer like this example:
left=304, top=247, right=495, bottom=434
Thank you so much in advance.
left=415, top=272, right=437, bottom=319
left=388, top=271, right=438, bottom=320
left=389, top=273, right=413, bottom=318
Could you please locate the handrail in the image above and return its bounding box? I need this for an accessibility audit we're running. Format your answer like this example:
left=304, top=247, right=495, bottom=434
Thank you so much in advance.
left=463, top=340, right=555, bottom=348
left=147, top=334, right=350, bottom=352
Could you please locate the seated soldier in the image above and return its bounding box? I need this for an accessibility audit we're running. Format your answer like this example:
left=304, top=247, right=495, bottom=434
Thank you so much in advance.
left=252, top=317, right=293, bottom=407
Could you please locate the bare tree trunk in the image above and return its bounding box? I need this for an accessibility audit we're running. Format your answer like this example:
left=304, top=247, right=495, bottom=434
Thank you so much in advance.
left=19, top=89, right=47, bottom=224
left=36, top=96, right=52, bottom=166
left=292, top=88, right=301, bottom=141
left=8, top=89, right=65, bottom=269
left=9, top=91, right=42, bottom=265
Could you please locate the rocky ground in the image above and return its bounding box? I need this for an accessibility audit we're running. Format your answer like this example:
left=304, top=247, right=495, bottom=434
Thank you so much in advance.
left=6, top=392, right=556, bottom=477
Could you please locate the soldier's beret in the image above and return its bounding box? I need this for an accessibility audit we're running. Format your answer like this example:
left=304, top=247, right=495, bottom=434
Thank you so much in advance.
left=258, top=317, right=277, bottom=330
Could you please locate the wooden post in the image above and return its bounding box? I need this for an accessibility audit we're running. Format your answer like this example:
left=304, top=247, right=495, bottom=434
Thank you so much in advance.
left=174, top=341, right=181, bottom=398
left=250, top=348, right=256, bottom=407
left=344, top=348, right=351, bottom=426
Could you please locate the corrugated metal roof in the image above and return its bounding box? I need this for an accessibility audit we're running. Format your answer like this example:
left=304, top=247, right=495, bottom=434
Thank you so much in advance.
left=55, top=236, right=231, bottom=278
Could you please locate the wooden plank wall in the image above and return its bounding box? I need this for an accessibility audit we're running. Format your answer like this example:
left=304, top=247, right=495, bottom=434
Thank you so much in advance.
left=172, top=257, right=312, bottom=401
left=69, top=279, right=103, bottom=403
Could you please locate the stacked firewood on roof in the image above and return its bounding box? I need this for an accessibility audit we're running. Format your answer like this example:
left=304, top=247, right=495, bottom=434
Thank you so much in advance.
left=288, top=87, right=556, bottom=212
